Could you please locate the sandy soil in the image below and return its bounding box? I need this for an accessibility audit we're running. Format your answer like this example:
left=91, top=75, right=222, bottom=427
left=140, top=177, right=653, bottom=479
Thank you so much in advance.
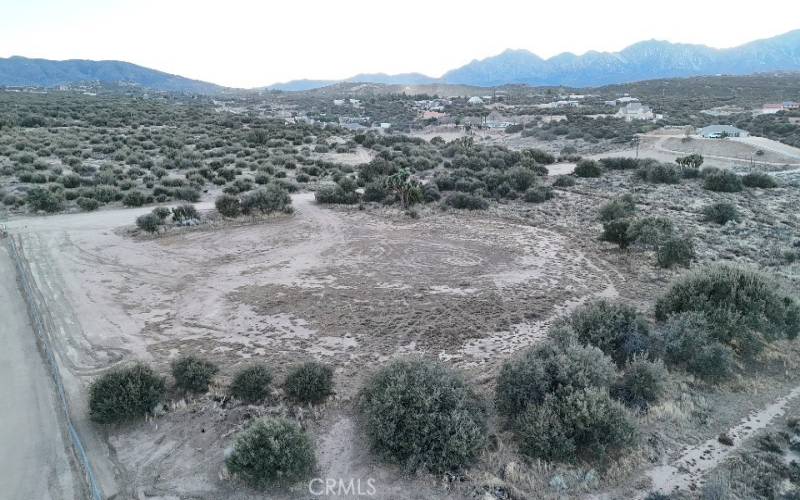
left=4, top=162, right=800, bottom=499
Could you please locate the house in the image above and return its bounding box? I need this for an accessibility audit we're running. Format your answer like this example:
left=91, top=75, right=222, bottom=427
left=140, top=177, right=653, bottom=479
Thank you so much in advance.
left=784, top=101, right=799, bottom=110
left=615, top=102, right=654, bottom=122
left=333, top=99, right=345, bottom=106
left=698, top=125, right=749, bottom=138
left=467, top=96, right=484, bottom=105
left=762, top=103, right=784, bottom=114
left=422, top=111, right=446, bottom=120
left=616, top=96, right=640, bottom=104
left=379, top=123, right=391, bottom=129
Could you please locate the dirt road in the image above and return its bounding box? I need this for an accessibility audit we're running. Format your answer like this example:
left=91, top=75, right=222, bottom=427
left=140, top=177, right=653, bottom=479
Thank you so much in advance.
left=0, top=243, right=81, bottom=500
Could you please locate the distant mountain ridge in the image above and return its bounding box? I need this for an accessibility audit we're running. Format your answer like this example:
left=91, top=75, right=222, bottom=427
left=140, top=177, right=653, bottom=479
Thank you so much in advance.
left=0, top=56, right=222, bottom=93
left=270, top=29, right=800, bottom=90
left=3, top=30, right=800, bottom=92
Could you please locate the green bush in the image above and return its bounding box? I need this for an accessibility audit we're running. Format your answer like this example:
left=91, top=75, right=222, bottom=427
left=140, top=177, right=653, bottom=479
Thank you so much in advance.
left=363, top=181, right=388, bottom=202
left=172, top=203, right=199, bottom=221
left=495, top=340, right=616, bottom=417
left=358, top=359, right=487, bottom=472
left=215, top=193, right=241, bottom=217
left=552, top=175, right=576, bottom=187
left=657, top=237, right=695, bottom=268
left=315, top=183, right=359, bottom=204
left=523, top=185, right=554, bottom=203
left=742, top=172, right=778, bottom=188
left=514, top=388, right=636, bottom=462
left=574, top=159, right=602, bottom=178
left=123, top=190, right=147, bottom=207
left=702, top=202, right=740, bottom=224
left=76, top=196, right=100, bottom=211
left=636, top=163, right=681, bottom=184
left=599, top=157, right=641, bottom=170
left=612, top=356, right=668, bottom=410
left=422, top=182, right=441, bottom=202
left=506, top=166, right=537, bottom=191
left=284, top=361, right=334, bottom=404
left=89, top=363, right=166, bottom=423
left=599, top=194, right=636, bottom=222
left=230, top=364, right=273, bottom=403
left=656, top=265, right=800, bottom=357
left=703, top=170, right=743, bottom=192
left=560, top=299, right=652, bottom=365
left=136, top=213, right=162, bottom=233
left=660, top=312, right=735, bottom=382
left=151, top=206, right=171, bottom=220
left=626, top=216, right=674, bottom=249
left=171, top=356, right=218, bottom=393
left=226, top=417, right=315, bottom=489
left=601, top=219, right=634, bottom=249
left=241, top=183, right=293, bottom=214
left=26, top=186, right=64, bottom=212
left=445, top=192, right=488, bottom=210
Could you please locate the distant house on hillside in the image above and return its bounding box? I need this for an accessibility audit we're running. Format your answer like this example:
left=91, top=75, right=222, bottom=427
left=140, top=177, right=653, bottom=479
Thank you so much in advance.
left=698, top=125, right=749, bottom=138
left=762, top=103, right=784, bottom=114
left=615, top=102, right=654, bottom=122
left=467, top=96, right=484, bottom=105
left=785, top=101, right=799, bottom=110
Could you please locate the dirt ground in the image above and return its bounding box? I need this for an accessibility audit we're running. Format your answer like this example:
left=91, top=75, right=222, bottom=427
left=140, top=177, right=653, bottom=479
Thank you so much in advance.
left=4, top=152, right=800, bottom=498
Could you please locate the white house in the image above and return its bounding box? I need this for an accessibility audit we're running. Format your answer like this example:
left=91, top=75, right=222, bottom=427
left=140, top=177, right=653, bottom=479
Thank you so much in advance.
left=467, top=96, right=484, bottom=105
left=615, top=103, right=654, bottom=122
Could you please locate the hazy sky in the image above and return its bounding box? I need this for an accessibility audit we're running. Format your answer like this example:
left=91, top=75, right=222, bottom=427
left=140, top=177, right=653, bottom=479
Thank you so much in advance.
left=2, top=0, right=799, bottom=88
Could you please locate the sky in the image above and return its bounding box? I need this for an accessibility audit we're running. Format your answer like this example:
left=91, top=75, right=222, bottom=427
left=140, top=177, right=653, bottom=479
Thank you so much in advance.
left=1, top=0, right=799, bottom=88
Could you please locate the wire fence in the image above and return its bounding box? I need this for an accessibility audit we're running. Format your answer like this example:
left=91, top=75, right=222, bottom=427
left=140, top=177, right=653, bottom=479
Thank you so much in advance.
left=6, top=235, right=104, bottom=500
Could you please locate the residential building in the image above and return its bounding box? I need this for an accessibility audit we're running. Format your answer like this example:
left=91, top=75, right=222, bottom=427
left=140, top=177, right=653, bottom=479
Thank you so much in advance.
left=698, top=125, right=749, bottom=138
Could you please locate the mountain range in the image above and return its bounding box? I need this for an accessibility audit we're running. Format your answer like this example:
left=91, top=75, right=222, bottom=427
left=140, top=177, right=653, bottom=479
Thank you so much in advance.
left=2, top=30, right=800, bottom=93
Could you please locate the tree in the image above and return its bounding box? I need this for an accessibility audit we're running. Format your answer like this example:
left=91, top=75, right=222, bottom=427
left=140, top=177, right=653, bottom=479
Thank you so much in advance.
left=675, top=153, right=704, bottom=170
left=384, top=169, right=422, bottom=209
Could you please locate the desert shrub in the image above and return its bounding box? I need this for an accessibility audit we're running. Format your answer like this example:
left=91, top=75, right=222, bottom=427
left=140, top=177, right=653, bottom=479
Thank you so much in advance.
left=612, top=356, right=667, bottom=410
left=172, top=203, right=199, bottom=221
left=174, top=186, right=201, bottom=202
left=657, top=237, right=695, bottom=268
left=60, top=174, right=82, bottom=189
left=93, top=185, right=120, bottom=203
left=626, top=216, right=674, bottom=249
left=703, top=170, right=743, bottom=192
left=600, top=157, right=641, bottom=170
left=135, top=213, right=162, bottom=233
left=506, top=166, right=537, bottom=191
left=514, top=388, right=636, bottom=462
left=523, top=185, right=554, bottom=203
left=655, top=265, right=800, bottom=356
left=171, top=356, right=218, bottom=393
left=422, top=182, right=441, bottom=202
left=561, top=299, right=652, bottom=365
left=122, top=190, right=147, bottom=207
left=75, top=196, right=99, bottom=211
left=358, top=359, right=487, bottom=472
left=636, top=163, right=681, bottom=184
left=599, top=194, right=636, bottom=222
left=241, top=183, right=293, bottom=214
left=315, top=183, right=359, bottom=204
left=215, top=193, right=241, bottom=217
left=601, top=219, right=634, bottom=249
left=226, top=417, right=315, bottom=489
left=26, top=186, right=64, bottom=212
left=2, top=193, right=18, bottom=206
left=552, top=175, right=576, bottom=187
left=230, top=364, right=273, bottom=403
left=151, top=206, right=171, bottom=220
left=523, top=148, right=556, bottom=165
left=284, top=361, right=334, bottom=404
left=660, top=312, right=735, bottom=382
left=496, top=340, right=616, bottom=417
left=574, top=159, right=602, bottom=178
left=363, top=181, right=388, bottom=202
left=445, top=192, right=488, bottom=210
left=702, top=202, right=740, bottom=224
left=742, top=172, right=778, bottom=188
left=88, top=363, right=166, bottom=424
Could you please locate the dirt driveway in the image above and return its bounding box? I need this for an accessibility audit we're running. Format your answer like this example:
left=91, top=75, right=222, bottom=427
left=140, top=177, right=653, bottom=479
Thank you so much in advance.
left=0, top=243, right=81, bottom=499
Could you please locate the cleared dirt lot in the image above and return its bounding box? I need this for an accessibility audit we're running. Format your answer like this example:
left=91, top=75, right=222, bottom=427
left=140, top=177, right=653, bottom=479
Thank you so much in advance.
left=5, top=163, right=800, bottom=498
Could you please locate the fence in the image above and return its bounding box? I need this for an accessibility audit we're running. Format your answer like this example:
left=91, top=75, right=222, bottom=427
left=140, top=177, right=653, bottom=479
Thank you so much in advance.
left=6, top=235, right=104, bottom=500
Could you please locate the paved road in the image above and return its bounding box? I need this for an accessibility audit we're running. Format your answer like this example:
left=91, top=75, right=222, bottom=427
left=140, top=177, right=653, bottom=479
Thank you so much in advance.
left=0, top=243, right=81, bottom=500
